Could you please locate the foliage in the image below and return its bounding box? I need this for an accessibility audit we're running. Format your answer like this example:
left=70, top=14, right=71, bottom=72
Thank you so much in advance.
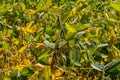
left=0, top=0, right=120, bottom=80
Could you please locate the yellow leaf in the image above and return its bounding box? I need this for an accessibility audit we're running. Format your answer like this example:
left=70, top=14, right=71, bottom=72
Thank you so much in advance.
left=52, top=5, right=58, bottom=10
left=36, top=0, right=45, bottom=11
left=41, top=35, right=46, bottom=40
left=110, top=27, right=116, bottom=37
left=26, top=29, right=34, bottom=34
left=28, top=1, right=36, bottom=6
left=46, top=0, right=52, bottom=7
left=35, top=43, right=44, bottom=49
left=95, top=28, right=99, bottom=36
left=20, top=2, right=25, bottom=10
left=18, top=45, right=27, bottom=53
left=17, top=27, right=25, bottom=31
left=44, top=66, right=51, bottom=79
left=71, top=7, right=77, bottom=15
left=16, top=65, right=25, bottom=72
left=23, top=59, right=31, bottom=65
left=53, top=69, right=64, bottom=77
left=65, top=23, right=76, bottom=32
left=0, top=54, right=3, bottom=59
left=28, top=9, right=37, bottom=15
left=25, top=21, right=33, bottom=29
left=31, top=25, right=38, bottom=32
left=76, top=0, right=86, bottom=5
left=0, top=48, right=4, bottom=53
left=26, top=25, right=38, bottom=34
left=52, top=74, right=55, bottom=80
left=70, top=72, right=76, bottom=78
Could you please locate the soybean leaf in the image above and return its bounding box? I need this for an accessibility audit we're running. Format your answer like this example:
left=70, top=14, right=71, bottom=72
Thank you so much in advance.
left=76, top=23, right=90, bottom=31
left=65, top=23, right=76, bottom=33
left=43, top=40, right=55, bottom=49
left=38, top=50, right=49, bottom=60
left=111, top=4, right=120, bottom=12
left=105, top=59, right=120, bottom=73
left=91, top=63, right=104, bottom=71
left=93, top=43, right=108, bottom=55
left=106, top=67, right=120, bottom=74
left=21, top=67, right=32, bottom=76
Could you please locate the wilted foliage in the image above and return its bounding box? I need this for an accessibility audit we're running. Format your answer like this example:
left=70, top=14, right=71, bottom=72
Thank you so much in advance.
left=0, top=0, right=120, bottom=80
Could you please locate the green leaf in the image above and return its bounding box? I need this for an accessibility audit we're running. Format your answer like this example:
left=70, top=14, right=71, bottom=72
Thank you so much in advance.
left=105, top=59, right=120, bottom=73
left=89, top=45, right=96, bottom=55
left=21, top=67, right=30, bottom=76
left=0, top=4, right=12, bottom=15
left=39, top=58, right=49, bottom=65
left=65, top=31, right=76, bottom=40
left=43, top=40, right=55, bottom=49
left=107, top=67, right=120, bottom=74
left=76, top=23, right=90, bottom=31
left=107, top=18, right=118, bottom=22
left=91, top=64, right=104, bottom=71
left=111, top=4, right=120, bottom=12
left=93, top=43, right=108, bottom=55
left=74, top=31, right=85, bottom=38
left=38, top=50, right=49, bottom=60
left=97, top=44, right=108, bottom=48
left=116, top=0, right=120, bottom=4
left=11, top=70, right=18, bottom=77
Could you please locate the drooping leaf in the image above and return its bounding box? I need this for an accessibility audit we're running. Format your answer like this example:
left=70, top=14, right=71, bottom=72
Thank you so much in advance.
left=91, top=64, right=104, bottom=71
left=106, top=67, right=120, bottom=74
left=97, top=44, right=108, bottom=48
left=74, top=31, right=85, bottom=38
left=93, top=44, right=108, bottom=55
left=43, top=40, right=55, bottom=49
left=105, top=59, right=120, bottom=73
